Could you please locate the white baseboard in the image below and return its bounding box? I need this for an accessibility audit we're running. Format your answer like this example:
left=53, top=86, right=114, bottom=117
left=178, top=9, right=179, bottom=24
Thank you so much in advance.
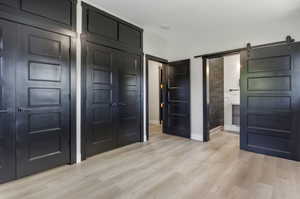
left=149, top=120, right=160, bottom=125
left=191, top=133, right=203, bottom=141
left=209, top=126, right=223, bottom=134
left=224, top=125, right=240, bottom=133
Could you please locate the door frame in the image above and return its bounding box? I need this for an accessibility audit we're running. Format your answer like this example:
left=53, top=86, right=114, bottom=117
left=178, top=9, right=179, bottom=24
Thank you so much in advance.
left=201, top=49, right=243, bottom=142
left=145, top=54, right=168, bottom=141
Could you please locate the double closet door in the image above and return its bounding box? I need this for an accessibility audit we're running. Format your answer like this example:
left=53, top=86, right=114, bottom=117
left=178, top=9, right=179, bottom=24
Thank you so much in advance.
left=84, top=42, right=141, bottom=158
left=0, top=20, right=71, bottom=183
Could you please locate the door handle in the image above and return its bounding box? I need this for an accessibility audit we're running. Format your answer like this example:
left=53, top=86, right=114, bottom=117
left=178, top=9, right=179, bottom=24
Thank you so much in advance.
left=110, top=103, right=118, bottom=107
left=18, top=107, right=32, bottom=112
left=0, top=109, right=9, bottom=114
left=118, top=103, right=127, bottom=106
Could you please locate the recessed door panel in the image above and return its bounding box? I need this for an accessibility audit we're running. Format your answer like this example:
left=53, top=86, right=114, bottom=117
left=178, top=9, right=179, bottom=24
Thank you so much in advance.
left=247, top=96, right=291, bottom=111
left=85, top=42, right=117, bottom=157
left=247, top=76, right=291, bottom=91
left=0, top=20, right=16, bottom=183
left=21, top=0, right=72, bottom=25
left=87, top=10, right=118, bottom=40
left=117, top=53, right=141, bottom=146
left=248, top=56, right=291, bottom=73
left=119, top=23, right=141, bottom=48
left=29, top=61, right=62, bottom=82
left=28, top=35, right=61, bottom=58
left=16, top=25, right=70, bottom=177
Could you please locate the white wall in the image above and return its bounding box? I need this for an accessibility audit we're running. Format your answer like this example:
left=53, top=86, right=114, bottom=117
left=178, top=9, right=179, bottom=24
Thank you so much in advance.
left=76, top=0, right=83, bottom=163
left=144, top=30, right=169, bottom=59
left=190, top=58, right=204, bottom=141
left=148, top=61, right=161, bottom=124
left=224, top=54, right=240, bottom=132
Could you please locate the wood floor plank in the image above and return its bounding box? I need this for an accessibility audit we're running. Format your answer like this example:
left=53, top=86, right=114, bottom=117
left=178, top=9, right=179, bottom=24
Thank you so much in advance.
left=0, top=125, right=299, bottom=199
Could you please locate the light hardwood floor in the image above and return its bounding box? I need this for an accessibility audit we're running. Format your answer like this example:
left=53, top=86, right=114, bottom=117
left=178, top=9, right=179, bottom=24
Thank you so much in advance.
left=1, top=127, right=300, bottom=199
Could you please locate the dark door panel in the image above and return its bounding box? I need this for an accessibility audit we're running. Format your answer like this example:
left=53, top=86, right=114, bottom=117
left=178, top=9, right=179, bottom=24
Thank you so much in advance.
left=119, top=24, right=141, bottom=48
left=20, top=0, right=72, bottom=26
left=0, top=20, right=17, bottom=183
left=164, top=60, right=190, bottom=138
left=87, top=10, right=118, bottom=40
left=117, top=52, right=141, bottom=146
left=85, top=42, right=117, bottom=157
left=240, top=42, right=300, bottom=160
left=0, top=0, right=18, bottom=8
left=16, top=25, right=71, bottom=177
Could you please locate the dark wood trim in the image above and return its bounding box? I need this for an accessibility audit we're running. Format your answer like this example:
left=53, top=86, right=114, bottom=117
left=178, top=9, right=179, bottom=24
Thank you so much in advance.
left=146, top=54, right=168, bottom=64
left=195, top=48, right=244, bottom=59
left=80, top=36, right=87, bottom=161
left=202, top=58, right=209, bottom=142
left=70, top=36, right=77, bottom=164
left=145, top=54, right=168, bottom=141
left=140, top=54, right=145, bottom=143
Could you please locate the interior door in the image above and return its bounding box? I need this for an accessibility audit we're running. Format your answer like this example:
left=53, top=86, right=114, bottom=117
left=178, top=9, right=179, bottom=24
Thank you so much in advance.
left=117, top=52, right=141, bottom=146
left=240, top=42, right=300, bottom=160
left=0, top=20, right=16, bottom=183
left=16, top=25, right=71, bottom=177
left=163, top=60, right=190, bottom=138
left=84, top=42, right=117, bottom=157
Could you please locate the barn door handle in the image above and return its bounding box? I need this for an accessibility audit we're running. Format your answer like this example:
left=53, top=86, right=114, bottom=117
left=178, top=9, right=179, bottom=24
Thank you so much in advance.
left=0, top=109, right=8, bottom=114
left=18, top=107, right=32, bottom=112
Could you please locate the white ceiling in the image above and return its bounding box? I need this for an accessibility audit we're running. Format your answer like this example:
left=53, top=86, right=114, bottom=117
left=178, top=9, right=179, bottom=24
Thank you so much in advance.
left=86, top=0, right=300, bottom=59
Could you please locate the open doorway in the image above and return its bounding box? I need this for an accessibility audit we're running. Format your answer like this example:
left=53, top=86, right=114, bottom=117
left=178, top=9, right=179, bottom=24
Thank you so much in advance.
left=208, top=54, right=241, bottom=137
left=202, top=50, right=242, bottom=141
left=145, top=55, right=191, bottom=141
left=148, top=60, right=163, bottom=138
left=145, top=55, right=168, bottom=140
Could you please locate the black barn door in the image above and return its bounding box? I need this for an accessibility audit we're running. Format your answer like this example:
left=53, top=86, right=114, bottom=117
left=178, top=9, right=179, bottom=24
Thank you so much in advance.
left=16, top=25, right=71, bottom=177
left=241, top=41, right=300, bottom=160
left=0, top=20, right=17, bottom=183
left=84, top=42, right=117, bottom=157
left=117, top=52, right=141, bottom=146
left=163, top=60, right=190, bottom=138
